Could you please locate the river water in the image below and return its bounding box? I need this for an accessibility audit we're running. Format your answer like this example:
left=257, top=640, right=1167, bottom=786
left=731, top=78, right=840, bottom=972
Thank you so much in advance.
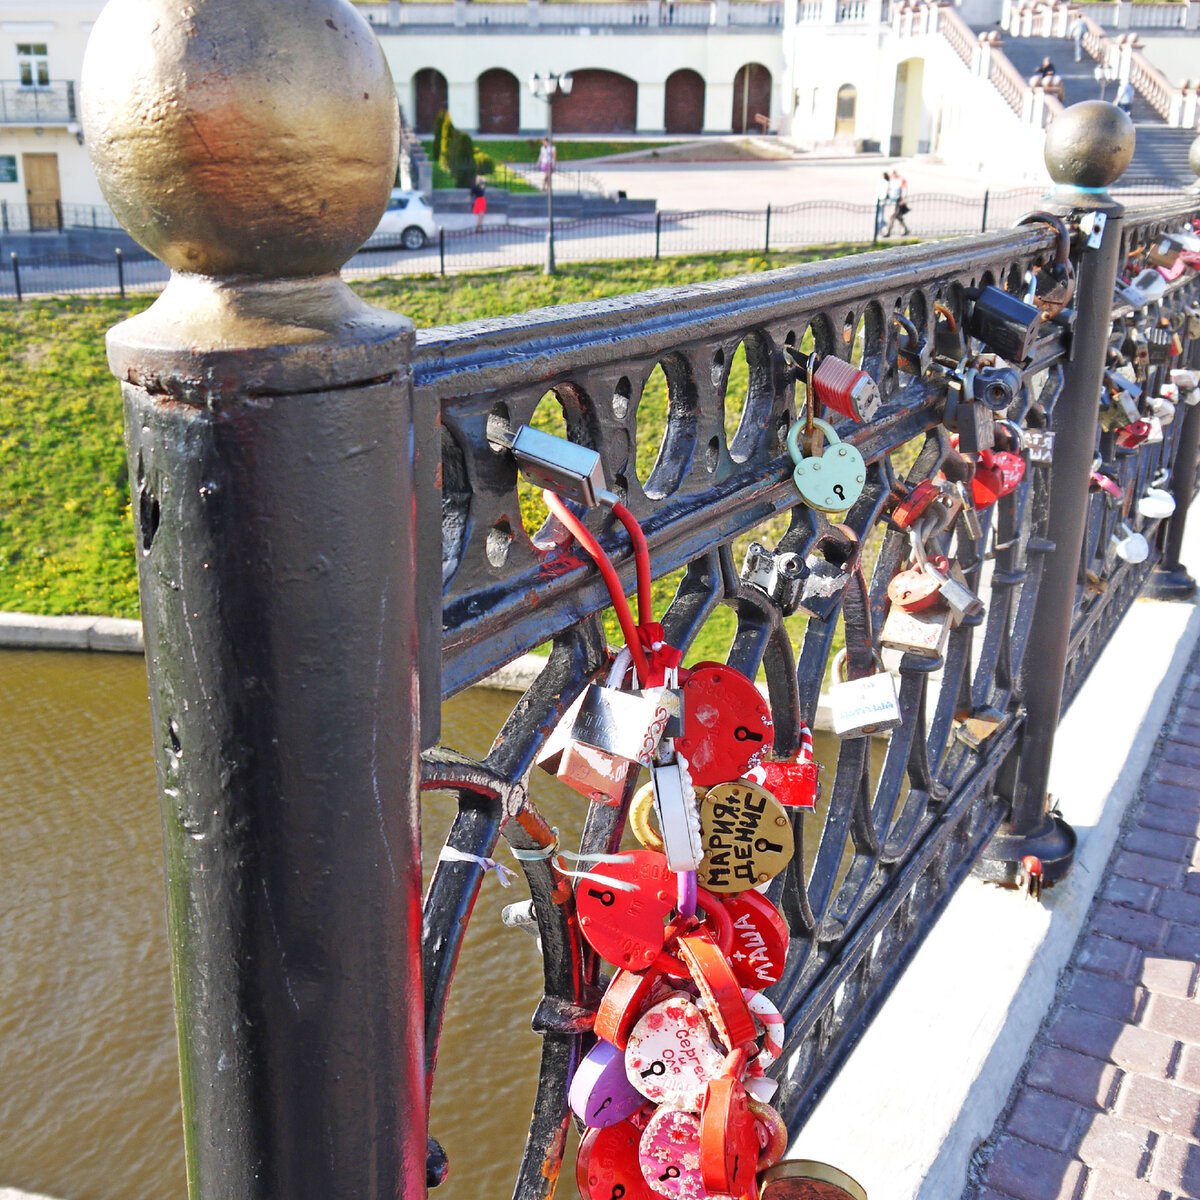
left=0, top=649, right=851, bottom=1200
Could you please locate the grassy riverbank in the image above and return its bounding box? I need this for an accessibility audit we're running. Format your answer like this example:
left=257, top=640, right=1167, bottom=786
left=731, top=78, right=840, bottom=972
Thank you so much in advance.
left=0, top=245, right=871, bottom=660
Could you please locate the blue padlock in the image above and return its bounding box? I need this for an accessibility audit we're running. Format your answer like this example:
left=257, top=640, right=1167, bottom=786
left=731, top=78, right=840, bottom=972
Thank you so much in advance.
left=787, top=417, right=866, bottom=514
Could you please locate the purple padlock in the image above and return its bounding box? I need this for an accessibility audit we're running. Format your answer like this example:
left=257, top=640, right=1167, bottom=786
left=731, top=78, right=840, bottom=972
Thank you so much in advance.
left=569, top=1040, right=647, bottom=1129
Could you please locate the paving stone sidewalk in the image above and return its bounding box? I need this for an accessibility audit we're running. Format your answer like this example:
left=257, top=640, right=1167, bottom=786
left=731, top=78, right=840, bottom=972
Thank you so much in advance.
left=963, top=662, right=1200, bottom=1200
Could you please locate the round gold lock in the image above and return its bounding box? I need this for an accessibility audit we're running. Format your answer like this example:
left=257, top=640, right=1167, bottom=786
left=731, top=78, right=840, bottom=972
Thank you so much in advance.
left=696, top=781, right=794, bottom=893
left=759, top=1159, right=868, bottom=1200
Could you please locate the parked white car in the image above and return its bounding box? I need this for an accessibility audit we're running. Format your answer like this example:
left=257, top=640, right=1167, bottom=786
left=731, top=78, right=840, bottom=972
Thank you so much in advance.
left=374, top=190, right=438, bottom=250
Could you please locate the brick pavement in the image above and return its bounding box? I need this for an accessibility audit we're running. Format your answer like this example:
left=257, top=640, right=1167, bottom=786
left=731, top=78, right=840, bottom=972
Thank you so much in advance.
left=963, top=667, right=1200, bottom=1200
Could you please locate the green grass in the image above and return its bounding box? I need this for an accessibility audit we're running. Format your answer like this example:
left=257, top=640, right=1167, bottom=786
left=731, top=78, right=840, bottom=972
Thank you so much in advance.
left=0, top=245, right=878, bottom=644
left=422, top=139, right=677, bottom=165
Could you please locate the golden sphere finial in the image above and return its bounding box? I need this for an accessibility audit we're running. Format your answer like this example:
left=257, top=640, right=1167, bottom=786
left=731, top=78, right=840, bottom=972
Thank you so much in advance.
left=81, top=0, right=399, bottom=278
left=1043, top=101, right=1135, bottom=191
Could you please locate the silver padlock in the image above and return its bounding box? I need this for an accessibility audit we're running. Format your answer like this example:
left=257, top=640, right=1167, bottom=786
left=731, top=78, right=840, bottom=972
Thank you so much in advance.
left=953, top=481, right=984, bottom=542
left=939, top=562, right=984, bottom=624
left=569, top=683, right=682, bottom=766
left=1023, top=428, right=1055, bottom=466
left=650, top=755, right=703, bottom=872
left=829, top=651, right=902, bottom=737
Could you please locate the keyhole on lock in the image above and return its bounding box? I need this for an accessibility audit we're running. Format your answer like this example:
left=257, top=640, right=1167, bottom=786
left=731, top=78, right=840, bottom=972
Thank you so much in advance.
left=658, top=1167, right=681, bottom=1182
left=755, top=837, right=784, bottom=855
left=592, top=1096, right=612, bottom=1118
left=611, top=1188, right=626, bottom=1200
left=833, top=484, right=845, bottom=502
left=734, top=727, right=764, bottom=743
left=640, top=1060, right=666, bottom=1079
left=587, top=887, right=616, bottom=907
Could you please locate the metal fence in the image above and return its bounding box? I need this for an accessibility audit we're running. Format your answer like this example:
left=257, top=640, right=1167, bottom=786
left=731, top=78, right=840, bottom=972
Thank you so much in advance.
left=4, top=185, right=1184, bottom=300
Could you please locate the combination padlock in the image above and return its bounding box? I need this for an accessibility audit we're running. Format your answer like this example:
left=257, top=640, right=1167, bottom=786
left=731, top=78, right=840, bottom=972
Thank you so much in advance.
left=787, top=417, right=867, bottom=513
left=785, top=347, right=881, bottom=423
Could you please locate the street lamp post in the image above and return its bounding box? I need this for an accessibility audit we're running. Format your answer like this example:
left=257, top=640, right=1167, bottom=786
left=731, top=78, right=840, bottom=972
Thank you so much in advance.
left=529, top=71, right=573, bottom=275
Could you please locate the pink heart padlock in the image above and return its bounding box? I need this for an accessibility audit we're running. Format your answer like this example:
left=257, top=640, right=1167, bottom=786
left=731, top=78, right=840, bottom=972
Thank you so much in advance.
left=971, top=448, right=1025, bottom=508
left=638, top=1107, right=711, bottom=1200
left=625, top=993, right=726, bottom=1112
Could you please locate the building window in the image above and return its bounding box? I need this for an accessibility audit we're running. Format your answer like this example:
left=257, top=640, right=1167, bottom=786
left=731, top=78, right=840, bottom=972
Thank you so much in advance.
left=17, top=44, right=49, bottom=88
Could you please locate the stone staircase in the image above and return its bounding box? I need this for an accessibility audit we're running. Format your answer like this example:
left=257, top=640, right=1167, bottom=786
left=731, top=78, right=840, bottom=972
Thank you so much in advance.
left=988, top=33, right=1197, bottom=182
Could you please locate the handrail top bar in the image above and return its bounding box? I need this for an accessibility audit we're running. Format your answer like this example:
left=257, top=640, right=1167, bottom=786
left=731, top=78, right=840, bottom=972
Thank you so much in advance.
left=414, top=226, right=1060, bottom=394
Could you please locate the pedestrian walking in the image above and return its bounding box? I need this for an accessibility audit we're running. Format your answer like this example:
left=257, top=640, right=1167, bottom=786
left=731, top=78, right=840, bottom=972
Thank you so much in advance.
left=875, top=171, right=891, bottom=237
left=537, top=137, right=556, bottom=192
left=1116, top=79, right=1134, bottom=116
left=884, top=169, right=909, bottom=238
left=470, top=178, right=487, bottom=231
left=1070, top=14, right=1084, bottom=62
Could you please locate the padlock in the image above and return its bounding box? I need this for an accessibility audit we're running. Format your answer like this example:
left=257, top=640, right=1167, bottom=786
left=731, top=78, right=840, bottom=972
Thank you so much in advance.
left=889, top=478, right=939, bottom=530
left=1110, top=522, right=1149, bottom=564
left=625, top=993, right=726, bottom=1111
left=570, top=1040, right=651, bottom=1128
left=488, top=424, right=615, bottom=508
left=1186, top=311, right=1200, bottom=341
left=637, top=1107, right=706, bottom=1198
left=942, top=369, right=994, bottom=454
left=1130, top=267, right=1167, bottom=306
left=1022, top=428, right=1055, bottom=466
left=745, top=754, right=819, bottom=810
left=1115, top=420, right=1152, bottom=449
left=880, top=600, right=952, bottom=659
left=1170, top=368, right=1199, bottom=406
left=1147, top=233, right=1183, bottom=269
left=788, top=417, right=867, bottom=514
left=748, top=1099, right=790, bottom=1174
left=576, top=1119, right=656, bottom=1200
left=1017, top=211, right=1075, bottom=318
left=939, top=562, right=985, bottom=624
left=575, top=850, right=678, bottom=970
left=702, top=889, right=790, bottom=989
left=674, top=662, right=773, bottom=789
left=933, top=311, right=968, bottom=362
left=677, top=931, right=758, bottom=1050
left=786, top=348, right=881, bottom=422
left=797, top=553, right=852, bottom=620
left=595, top=966, right=672, bottom=1050
left=887, top=558, right=948, bottom=613
left=569, top=683, right=683, bottom=767
left=966, top=286, right=1041, bottom=364
left=699, top=1059, right=759, bottom=1197
left=1138, top=487, right=1176, bottom=521
left=555, top=740, right=636, bottom=806
left=741, top=542, right=806, bottom=615
left=971, top=447, right=1025, bottom=508
left=972, top=362, right=1022, bottom=412
left=1116, top=280, right=1150, bottom=312
left=696, top=781, right=795, bottom=894
left=894, top=314, right=932, bottom=376
left=628, top=764, right=703, bottom=873
left=1147, top=319, right=1174, bottom=367
left=829, top=651, right=902, bottom=737
left=758, top=1159, right=869, bottom=1200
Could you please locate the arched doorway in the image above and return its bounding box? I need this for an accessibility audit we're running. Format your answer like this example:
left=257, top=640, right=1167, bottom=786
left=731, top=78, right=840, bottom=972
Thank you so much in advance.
left=731, top=63, right=772, bottom=134
left=414, top=68, right=448, bottom=134
left=553, top=69, right=637, bottom=133
left=834, top=83, right=857, bottom=140
left=665, top=69, right=705, bottom=134
left=477, top=68, right=519, bottom=134
left=890, top=58, right=924, bottom=156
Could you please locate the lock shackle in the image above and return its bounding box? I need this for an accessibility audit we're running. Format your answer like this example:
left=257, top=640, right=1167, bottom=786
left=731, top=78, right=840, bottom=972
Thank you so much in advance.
left=995, top=418, right=1025, bottom=452
left=831, top=646, right=886, bottom=685
left=893, top=312, right=921, bottom=348
left=933, top=301, right=957, bottom=332
left=786, top=416, right=841, bottom=467
left=1017, top=210, right=1071, bottom=268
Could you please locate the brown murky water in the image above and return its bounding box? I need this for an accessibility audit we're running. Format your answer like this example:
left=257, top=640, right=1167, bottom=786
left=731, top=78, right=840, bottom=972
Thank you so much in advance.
left=0, top=649, right=857, bottom=1200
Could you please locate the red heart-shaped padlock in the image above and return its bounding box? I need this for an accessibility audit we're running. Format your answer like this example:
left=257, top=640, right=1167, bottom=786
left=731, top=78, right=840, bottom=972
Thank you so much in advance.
left=575, top=850, right=677, bottom=971
left=971, top=448, right=1025, bottom=508
left=675, top=662, right=774, bottom=788
left=701, top=889, right=790, bottom=989
left=700, top=1060, right=759, bottom=1197
left=577, top=1118, right=657, bottom=1200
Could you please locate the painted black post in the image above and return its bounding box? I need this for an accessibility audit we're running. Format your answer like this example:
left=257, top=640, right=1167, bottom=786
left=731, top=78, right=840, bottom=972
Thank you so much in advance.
left=980, top=188, right=990, bottom=233
left=764, top=203, right=771, bottom=254
left=81, top=1, right=430, bottom=1196
left=10, top=251, right=20, bottom=301
left=979, top=101, right=1133, bottom=888
left=655, top=209, right=662, bottom=259
left=439, top=223, right=446, bottom=276
left=115, top=246, right=124, bottom=299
